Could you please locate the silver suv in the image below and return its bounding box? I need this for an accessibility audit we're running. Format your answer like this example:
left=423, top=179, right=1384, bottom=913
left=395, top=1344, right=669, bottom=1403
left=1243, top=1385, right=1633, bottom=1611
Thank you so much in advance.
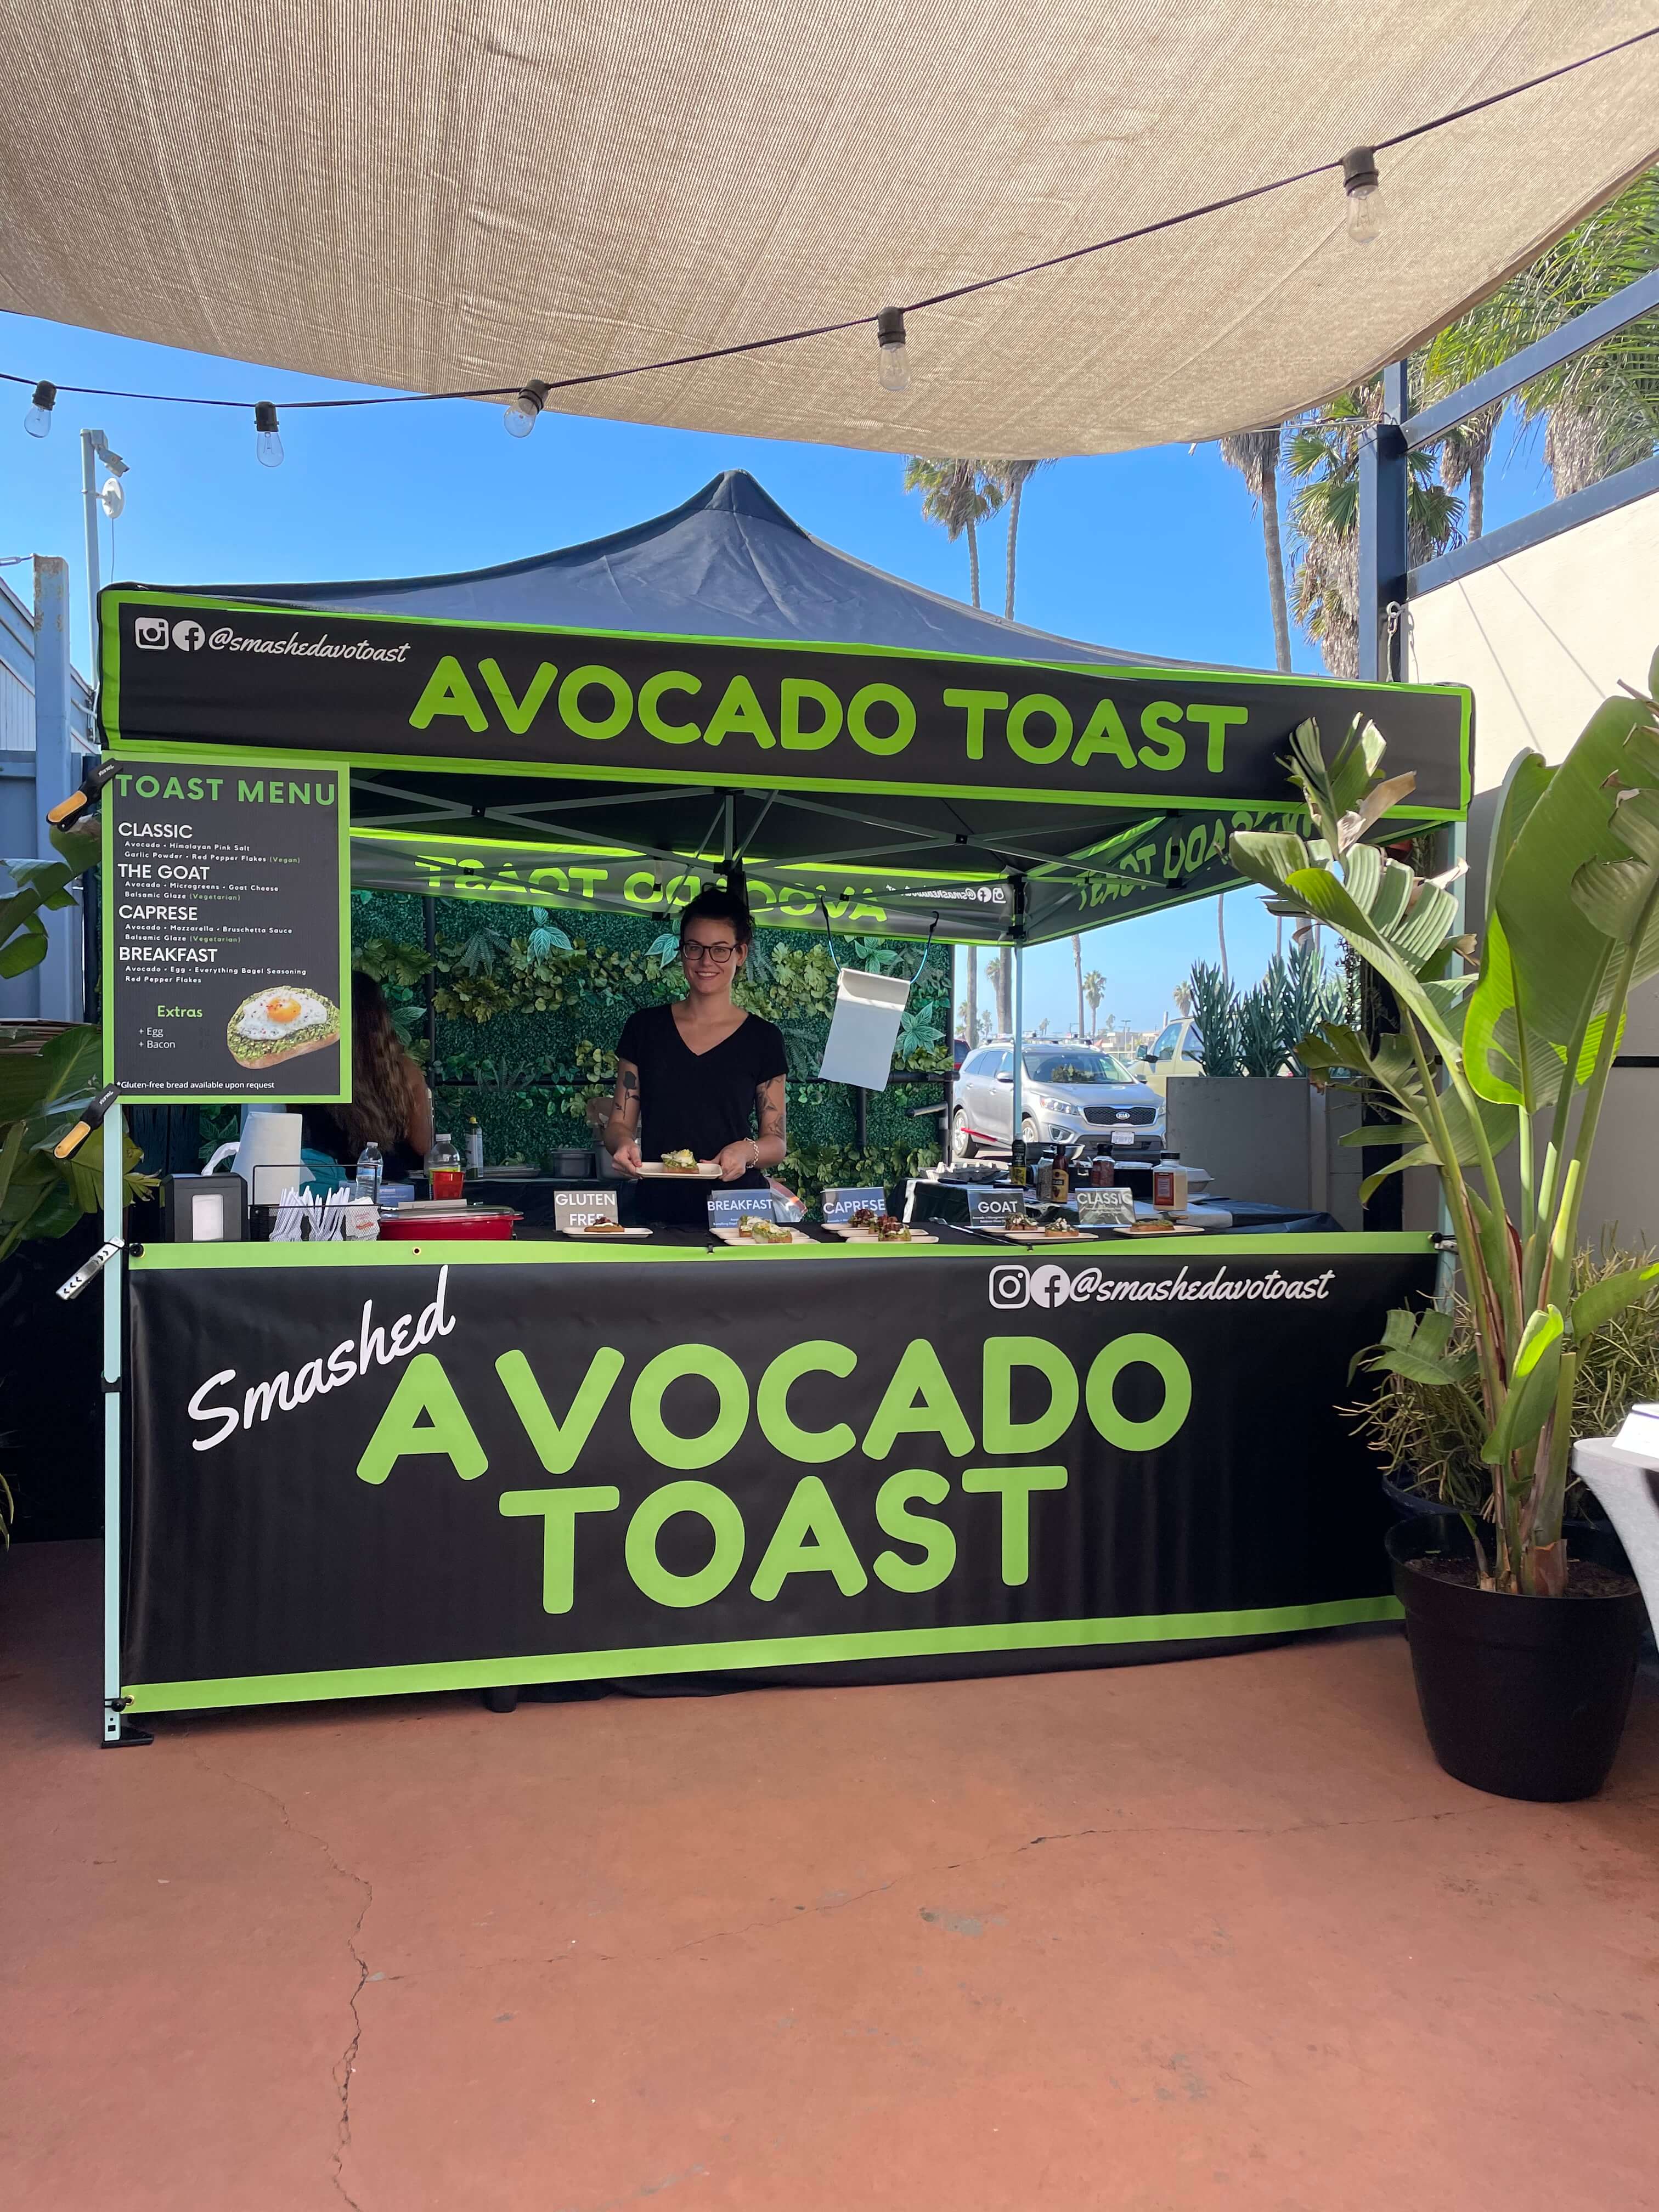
left=952, top=1043, right=1165, bottom=1160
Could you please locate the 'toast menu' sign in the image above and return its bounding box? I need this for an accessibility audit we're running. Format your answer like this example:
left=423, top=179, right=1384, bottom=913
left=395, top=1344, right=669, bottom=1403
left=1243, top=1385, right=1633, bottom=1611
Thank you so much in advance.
left=103, top=758, right=350, bottom=1102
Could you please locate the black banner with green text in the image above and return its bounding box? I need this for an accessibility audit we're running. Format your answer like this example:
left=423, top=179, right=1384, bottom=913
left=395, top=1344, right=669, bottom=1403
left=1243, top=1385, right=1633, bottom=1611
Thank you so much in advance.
left=103, top=591, right=1470, bottom=814
left=123, top=1245, right=1432, bottom=1708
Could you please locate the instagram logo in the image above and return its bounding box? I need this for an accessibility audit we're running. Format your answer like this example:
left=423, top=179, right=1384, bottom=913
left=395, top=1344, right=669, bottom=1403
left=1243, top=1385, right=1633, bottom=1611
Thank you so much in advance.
left=988, top=1265, right=1030, bottom=1310
left=134, top=616, right=169, bottom=649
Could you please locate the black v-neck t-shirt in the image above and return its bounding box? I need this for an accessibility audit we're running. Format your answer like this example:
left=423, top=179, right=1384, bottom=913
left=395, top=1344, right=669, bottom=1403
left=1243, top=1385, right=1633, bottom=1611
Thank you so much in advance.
left=617, top=1003, right=788, bottom=1167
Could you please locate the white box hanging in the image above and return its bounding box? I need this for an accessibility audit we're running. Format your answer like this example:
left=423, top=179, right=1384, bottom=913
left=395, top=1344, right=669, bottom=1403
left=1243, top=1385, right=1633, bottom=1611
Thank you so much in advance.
left=817, top=967, right=911, bottom=1093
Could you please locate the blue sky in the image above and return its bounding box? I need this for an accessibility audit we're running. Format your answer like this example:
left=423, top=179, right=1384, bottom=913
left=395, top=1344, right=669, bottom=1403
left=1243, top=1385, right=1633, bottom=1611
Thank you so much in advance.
left=3, top=308, right=1551, bottom=1033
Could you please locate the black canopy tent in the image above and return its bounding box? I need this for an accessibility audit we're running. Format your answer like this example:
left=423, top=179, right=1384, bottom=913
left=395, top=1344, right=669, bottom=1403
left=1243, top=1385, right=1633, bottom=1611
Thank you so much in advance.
left=92, top=470, right=1467, bottom=1733
left=98, top=472, right=1470, bottom=948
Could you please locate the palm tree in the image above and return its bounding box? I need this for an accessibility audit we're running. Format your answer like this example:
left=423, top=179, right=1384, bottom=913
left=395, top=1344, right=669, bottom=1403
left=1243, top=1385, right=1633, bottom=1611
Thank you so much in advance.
left=904, top=458, right=1003, bottom=609
left=1071, top=933, right=1086, bottom=1035
left=984, top=947, right=1013, bottom=1035
left=984, top=459, right=1054, bottom=618
left=1431, top=401, right=1503, bottom=539
left=1218, top=427, right=1293, bottom=670
left=1285, top=383, right=1464, bottom=676
left=963, top=945, right=977, bottom=1049
left=1172, top=981, right=1194, bottom=1017
left=1421, top=167, right=1659, bottom=501
left=1082, top=968, right=1105, bottom=1032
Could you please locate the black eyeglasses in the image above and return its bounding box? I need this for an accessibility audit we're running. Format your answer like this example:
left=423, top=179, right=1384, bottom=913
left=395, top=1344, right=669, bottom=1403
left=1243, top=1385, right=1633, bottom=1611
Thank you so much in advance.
left=681, top=939, right=740, bottom=967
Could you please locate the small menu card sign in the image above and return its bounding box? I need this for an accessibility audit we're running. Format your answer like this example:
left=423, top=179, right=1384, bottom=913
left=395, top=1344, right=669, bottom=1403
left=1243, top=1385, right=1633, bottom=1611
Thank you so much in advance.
left=968, top=1188, right=1030, bottom=1229
left=1076, top=1185, right=1138, bottom=1228
left=707, top=1189, right=772, bottom=1232
left=822, top=1186, right=886, bottom=1225
left=555, top=1188, right=619, bottom=1233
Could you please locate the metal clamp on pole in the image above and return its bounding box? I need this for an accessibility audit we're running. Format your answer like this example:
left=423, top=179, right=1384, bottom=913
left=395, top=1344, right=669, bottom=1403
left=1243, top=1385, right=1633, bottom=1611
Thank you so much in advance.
left=57, top=1238, right=127, bottom=1302
left=46, top=755, right=119, bottom=828
left=52, top=1081, right=120, bottom=1162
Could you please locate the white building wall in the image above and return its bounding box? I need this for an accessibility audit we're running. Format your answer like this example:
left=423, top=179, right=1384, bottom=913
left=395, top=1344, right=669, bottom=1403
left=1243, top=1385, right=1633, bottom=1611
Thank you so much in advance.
left=1404, top=487, right=1659, bottom=1254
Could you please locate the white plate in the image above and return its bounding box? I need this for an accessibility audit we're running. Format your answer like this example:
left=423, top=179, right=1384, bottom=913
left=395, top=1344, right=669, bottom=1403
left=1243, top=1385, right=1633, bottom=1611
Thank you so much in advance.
left=637, top=1160, right=722, bottom=1179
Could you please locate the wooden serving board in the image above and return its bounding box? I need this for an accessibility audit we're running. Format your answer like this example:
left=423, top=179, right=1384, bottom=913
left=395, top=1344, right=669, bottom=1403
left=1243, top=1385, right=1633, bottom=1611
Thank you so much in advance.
left=710, top=1226, right=816, bottom=1246
left=825, top=1226, right=939, bottom=1245
left=993, top=1225, right=1099, bottom=1245
left=562, top=1225, right=653, bottom=1239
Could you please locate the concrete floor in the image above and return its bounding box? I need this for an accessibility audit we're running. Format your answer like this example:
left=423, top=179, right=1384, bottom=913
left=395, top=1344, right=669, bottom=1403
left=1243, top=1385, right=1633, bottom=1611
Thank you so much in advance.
left=4, top=1543, right=1658, bottom=2212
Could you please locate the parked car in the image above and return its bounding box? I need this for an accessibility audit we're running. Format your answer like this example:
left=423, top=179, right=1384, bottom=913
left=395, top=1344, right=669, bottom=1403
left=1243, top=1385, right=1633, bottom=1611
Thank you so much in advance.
left=1136, top=1016, right=1204, bottom=1098
left=951, top=1044, right=1164, bottom=1159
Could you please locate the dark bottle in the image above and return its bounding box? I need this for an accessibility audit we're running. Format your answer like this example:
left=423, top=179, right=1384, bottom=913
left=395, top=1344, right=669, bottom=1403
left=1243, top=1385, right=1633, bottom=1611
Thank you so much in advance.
left=1050, top=1148, right=1070, bottom=1206
left=1009, top=1138, right=1028, bottom=1189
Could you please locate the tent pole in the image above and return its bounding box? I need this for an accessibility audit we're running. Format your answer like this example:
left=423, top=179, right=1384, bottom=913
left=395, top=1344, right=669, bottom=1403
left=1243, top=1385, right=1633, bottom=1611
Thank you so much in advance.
left=423, top=898, right=438, bottom=1069
left=1010, top=941, right=1025, bottom=1148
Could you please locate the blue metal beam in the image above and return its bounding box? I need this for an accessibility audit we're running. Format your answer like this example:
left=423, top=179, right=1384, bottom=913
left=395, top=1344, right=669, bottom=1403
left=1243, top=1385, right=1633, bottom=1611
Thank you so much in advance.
left=1358, top=362, right=1409, bottom=681
left=1409, top=448, right=1659, bottom=596
left=1403, top=266, right=1659, bottom=450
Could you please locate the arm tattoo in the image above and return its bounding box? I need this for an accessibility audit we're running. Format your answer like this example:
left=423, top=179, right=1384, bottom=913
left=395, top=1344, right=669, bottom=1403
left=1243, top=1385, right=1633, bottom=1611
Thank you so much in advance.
left=607, top=1058, right=641, bottom=1132
left=755, top=1075, right=786, bottom=1143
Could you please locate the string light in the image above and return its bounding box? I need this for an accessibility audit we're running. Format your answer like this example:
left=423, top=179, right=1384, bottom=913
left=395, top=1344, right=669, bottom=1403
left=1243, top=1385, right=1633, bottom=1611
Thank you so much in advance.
left=876, top=308, right=910, bottom=393
left=504, top=379, right=550, bottom=438
left=1342, top=148, right=1383, bottom=244
left=3, top=26, right=1652, bottom=441
left=254, top=400, right=284, bottom=466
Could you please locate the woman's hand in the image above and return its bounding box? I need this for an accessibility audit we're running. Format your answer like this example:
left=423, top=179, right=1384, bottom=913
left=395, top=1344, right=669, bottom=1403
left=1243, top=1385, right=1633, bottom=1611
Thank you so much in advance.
left=611, top=1141, right=645, bottom=1178
left=715, top=1141, right=757, bottom=1183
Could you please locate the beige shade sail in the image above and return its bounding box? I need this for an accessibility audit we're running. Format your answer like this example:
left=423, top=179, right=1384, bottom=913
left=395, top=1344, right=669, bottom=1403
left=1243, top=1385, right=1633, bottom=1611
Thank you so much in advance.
left=4, top=3, right=1658, bottom=458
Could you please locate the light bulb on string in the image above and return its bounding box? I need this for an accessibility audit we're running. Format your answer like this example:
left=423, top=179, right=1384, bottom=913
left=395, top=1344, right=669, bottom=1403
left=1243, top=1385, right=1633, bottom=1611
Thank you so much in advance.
left=505, top=380, right=550, bottom=438
left=254, top=400, right=284, bottom=467
left=24, top=381, right=56, bottom=438
left=876, top=308, right=910, bottom=393
left=1341, top=147, right=1382, bottom=244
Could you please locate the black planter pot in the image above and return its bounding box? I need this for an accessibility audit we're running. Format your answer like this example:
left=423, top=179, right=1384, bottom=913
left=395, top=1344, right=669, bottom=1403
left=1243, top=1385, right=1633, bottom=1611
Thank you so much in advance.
left=1380, top=1471, right=1611, bottom=1537
left=1387, top=1515, right=1645, bottom=1802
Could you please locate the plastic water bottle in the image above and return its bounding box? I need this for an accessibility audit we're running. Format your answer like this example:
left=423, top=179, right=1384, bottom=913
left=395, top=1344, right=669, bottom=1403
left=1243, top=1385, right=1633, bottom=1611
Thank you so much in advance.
left=354, top=1142, right=383, bottom=1205
left=466, top=1118, right=484, bottom=1175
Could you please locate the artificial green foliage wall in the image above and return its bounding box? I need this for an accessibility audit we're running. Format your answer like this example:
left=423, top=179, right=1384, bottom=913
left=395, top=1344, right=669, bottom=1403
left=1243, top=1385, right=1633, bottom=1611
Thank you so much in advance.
left=348, top=891, right=951, bottom=1200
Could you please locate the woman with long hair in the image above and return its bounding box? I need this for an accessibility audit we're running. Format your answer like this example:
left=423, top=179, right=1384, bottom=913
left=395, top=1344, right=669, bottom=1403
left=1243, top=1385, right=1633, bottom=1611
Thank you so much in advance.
left=604, top=885, right=787, bottom=1221
left=302, top=972, right=434, bottom=1177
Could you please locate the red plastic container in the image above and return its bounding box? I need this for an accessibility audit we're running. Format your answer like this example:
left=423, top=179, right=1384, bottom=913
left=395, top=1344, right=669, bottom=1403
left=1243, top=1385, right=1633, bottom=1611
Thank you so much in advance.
left=378, top=1208, right=517, bottom=1242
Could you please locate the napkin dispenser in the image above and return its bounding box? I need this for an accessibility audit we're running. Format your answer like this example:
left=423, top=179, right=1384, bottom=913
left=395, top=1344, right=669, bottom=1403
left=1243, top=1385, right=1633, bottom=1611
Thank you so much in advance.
left=161, top=1173, right=249, bottom=1243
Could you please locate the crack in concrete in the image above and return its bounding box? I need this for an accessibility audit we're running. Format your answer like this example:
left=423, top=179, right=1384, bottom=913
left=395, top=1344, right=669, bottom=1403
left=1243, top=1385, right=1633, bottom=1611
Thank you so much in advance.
left=187, top=1751, right=373, bottom=2211
left=653, top=1875, right=901, bottom=1962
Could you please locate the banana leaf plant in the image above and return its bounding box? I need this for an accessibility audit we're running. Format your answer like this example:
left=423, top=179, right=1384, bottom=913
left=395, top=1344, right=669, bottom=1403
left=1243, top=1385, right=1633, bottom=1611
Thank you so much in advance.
left=1229, top=657, right=1659, bottom=1596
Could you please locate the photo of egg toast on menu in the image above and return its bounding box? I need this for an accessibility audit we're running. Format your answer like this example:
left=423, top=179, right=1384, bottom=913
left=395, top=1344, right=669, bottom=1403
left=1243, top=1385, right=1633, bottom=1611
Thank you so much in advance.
left=225, top=986, right=342, bottom=1071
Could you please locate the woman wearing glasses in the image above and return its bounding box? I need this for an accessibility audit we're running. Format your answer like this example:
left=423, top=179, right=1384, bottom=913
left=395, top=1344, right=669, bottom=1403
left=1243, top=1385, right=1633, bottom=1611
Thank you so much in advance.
left=605, top=887, right=787, bottom=1208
